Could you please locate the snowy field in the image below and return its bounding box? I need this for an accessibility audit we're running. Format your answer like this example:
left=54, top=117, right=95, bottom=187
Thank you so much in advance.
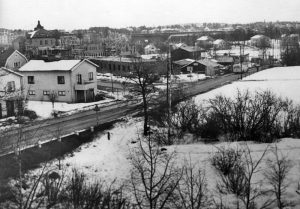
left=57, top=116, right=300, bottom=206
left=195, top=66, right=300, bottom=104
left=29, top=66, right=300, bottom=206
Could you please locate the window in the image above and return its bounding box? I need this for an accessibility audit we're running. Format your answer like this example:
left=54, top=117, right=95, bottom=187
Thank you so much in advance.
left=43, top=90, right=50, bottom=95
left=28, top=76, right=35, bottom=84
left=57, top=76, right=65, bottom=84
left=77, top=74, right=82, bottom=84
left=45, top=40, right=48, bottom=45
left=14, top=62, right=20, bottom=68
left=88, top=72, right=93, bottom=81
left=40, top=40, right=43, bottom=45
left=7, top=81, right=15, bottom=92
left=28, top=90, right=35, bottom=95
left=58, top=91, right=66, bottom=96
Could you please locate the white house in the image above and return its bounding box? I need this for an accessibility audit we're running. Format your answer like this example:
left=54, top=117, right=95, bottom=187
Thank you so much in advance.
left=213, top=39, right=228, bottom=50
left=144, top=44, right=160, bottom=54
left=0, top=67, right=24, bottom=118
left=0, top=49, right=28, bottom=71
left=18, top=59, right=98, bottom=103
left=5, top=50, right=28, bottom=70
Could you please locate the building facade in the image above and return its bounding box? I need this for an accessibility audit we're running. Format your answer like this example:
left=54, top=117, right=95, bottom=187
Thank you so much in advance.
left=171, top=46, right=203, bottom=61
left=19, top=59, right=98, bottom=103
left=4, top=50, right=28, bottom=71
left=0, top=67, right=24, bottom=118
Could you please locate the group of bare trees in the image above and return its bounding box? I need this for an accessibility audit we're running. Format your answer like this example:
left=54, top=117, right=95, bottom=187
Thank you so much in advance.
left=2, top=165, right=130, bottom=209
left=129, top=132, right=212, bottom=209
left=159, top=89, right=300, bottom=143
left=211, top=144, right=293, bottom=209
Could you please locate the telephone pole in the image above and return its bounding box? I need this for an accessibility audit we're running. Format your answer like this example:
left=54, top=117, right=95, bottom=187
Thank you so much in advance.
left=166, top=45, right=172, bottom=142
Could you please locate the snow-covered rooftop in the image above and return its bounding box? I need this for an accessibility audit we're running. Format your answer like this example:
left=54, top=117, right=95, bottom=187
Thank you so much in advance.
left=197, top=36, right=213, bottom=41
left=213, top=39, right=225, bottom=45
left=19, top=60, right=82, bottom=72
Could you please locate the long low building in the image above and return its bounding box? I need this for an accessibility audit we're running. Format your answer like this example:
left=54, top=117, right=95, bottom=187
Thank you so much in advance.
left=18, top=59, right=98, bottom=103
left=90, top=56, right=166, bottom=76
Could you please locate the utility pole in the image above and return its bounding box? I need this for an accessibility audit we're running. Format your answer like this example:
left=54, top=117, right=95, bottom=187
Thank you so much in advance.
left=239, top=44, right=243, bottom=79
left=166, top=45, right=172, bottom=142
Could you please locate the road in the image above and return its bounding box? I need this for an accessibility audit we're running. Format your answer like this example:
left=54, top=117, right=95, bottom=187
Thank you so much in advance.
left=0, top=68, right=260, bottom=156
left=0, top=100, right=140, bottom=156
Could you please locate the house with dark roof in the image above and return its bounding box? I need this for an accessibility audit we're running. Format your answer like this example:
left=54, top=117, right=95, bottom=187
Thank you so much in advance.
left=173, top=59, right=202, bottom=74
left=0, top=48, right=28, bottom=71
left=171, top=46, right=204, bottom=61
left=173, top=58, right=223, bottom=76
left=19, top=59, right=98, bottom=103
left=0, top=67, right=24, bottom=118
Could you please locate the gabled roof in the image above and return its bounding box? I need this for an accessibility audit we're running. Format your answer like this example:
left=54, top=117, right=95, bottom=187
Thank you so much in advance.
left=213, top=39, right=225, bottom=45
left=144, top=44, right=157, bottom=49
left=197, top=36, right=213, bottom=41
left=0, top=47, right=14, bottom=67
left=19, top=59, right=98, bottom=72
left=177, top=46, right=204, bottom=52
left=251, top=34, right=270, bottom=40
left=5, top=50, right=28, bottom=67
left=173, top=59, right=196, bottom=66
left=197, top=59, right=222, bottom=68
left=0, top=67, right=23, bottom=77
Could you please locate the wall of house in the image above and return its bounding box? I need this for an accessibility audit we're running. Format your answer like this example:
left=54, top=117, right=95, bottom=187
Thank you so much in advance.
left=31, top=38, right=56, bottom=48
left=0, top=71, right=23, bottom=118
left=71, top=61, right=97, bottom=99
left=5, top=52, right=28, bottom=71
left=21, top=71, right=73, bottom=102
left=0, top=72, right=22, bottom=91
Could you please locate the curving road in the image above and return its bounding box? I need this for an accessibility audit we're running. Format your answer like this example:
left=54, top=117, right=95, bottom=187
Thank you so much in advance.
left=0, top=68, right=260, bottom=156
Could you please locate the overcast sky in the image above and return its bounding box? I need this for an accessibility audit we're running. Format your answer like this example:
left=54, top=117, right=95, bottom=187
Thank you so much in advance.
left=0, top=0, right=300, bottom=30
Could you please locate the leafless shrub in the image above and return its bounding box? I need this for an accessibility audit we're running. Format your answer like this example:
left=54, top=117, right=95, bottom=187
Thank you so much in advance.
left=130, top=133, right=182, bottom=209
left=172, top=157, right=211, bottom=209
left=64, top=168, right=128, bottom=209
left=165, top=99, right=207, bottom=140
left=281, top=101, right=300, bottom=138
left=209, top=89, right=288, bottom=142
left=264, top=145, right=293, bottom=209
left=215, top=144, right=272, bottom=209
left=211, top=146, right=243, bottom=176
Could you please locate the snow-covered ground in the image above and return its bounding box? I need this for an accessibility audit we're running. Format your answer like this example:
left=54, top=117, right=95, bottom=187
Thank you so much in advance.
left=97, top=73, right=135, bottom=84
left=161, top=73, right=207, bottom=83
left=27, top=99, right=114, bottom=119
left=195, top=66, right=300, bottom=104
left=216, top=40, right=281, bottom=60
left=57, top=116, right=300, bottom=206
left=29, top=66, right=300, bottom=206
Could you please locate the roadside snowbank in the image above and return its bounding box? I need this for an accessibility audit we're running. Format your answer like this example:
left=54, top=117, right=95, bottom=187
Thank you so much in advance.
left=27, top=99, right=114, bottom=119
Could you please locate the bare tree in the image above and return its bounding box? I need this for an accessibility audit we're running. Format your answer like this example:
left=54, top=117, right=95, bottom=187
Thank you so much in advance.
left=130, top=132, right=182, bottom=209
left=264, top=145, right=292, bottom=209
left=48, top=91, right=58, bottom=110
left=128, top=57, right=163, bottom=135
left=216, top=144, right=271, bottom=209
left=173, top=156, right=211, bottom=209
